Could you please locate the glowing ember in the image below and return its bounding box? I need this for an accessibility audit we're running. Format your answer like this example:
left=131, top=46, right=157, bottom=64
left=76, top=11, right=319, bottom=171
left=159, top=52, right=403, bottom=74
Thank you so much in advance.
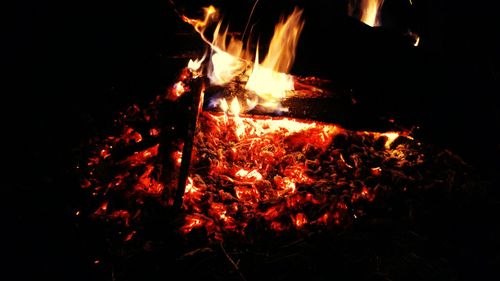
left=171, top=81, right=187, bottom=98
left=178, top=111, right=419, bottom=238
left=381, top=132, right=399, bottom=149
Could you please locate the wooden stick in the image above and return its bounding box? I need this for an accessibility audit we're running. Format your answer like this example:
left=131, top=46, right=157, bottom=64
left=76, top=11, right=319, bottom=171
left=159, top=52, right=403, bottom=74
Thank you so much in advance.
left=173, top=79, right=205, bottom=210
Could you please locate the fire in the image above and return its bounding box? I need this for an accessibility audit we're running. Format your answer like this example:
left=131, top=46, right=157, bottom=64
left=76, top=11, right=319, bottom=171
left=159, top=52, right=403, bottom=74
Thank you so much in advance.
left=187, top=54, right=206, bottom=73
left=219, top=98, right=229, bottom=112
left=183, top=6, right=250, bottom=85
left=185, top=176, right=197, bottom=194
left=235, top=168, right=263, bottom=181
left=208, top=23, right=250, bottom=85
left=229, top=97, right=241, bottom=115
left=183, top=6, right=304, bottom=111
left=173, top=150, right=183, bottom=166
left=81, top=5, right=430, bottom=244
left=360, top=0, right=384, bottom=27
left=182, top=5, right=217, bottom=34
left=171, top=81, right=187, bottom=98
left=381, top=132, right=399, bottom=148
left=245, top=8, right=304, bottom=104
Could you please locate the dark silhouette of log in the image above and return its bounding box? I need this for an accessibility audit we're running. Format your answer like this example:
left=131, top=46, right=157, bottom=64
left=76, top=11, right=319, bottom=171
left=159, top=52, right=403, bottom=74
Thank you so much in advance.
left=173, top=78, right=205, bottom=210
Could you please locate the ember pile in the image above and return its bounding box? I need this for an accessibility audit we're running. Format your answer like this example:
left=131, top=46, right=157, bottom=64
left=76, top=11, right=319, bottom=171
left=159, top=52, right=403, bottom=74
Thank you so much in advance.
left=80, top=62, right=427, bottom=243
left=183, top=110, right=421, bottom=239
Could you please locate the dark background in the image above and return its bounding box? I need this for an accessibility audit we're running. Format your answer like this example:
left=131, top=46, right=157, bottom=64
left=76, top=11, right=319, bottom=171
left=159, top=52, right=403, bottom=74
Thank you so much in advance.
left=6, top=0, right=499, bottom=280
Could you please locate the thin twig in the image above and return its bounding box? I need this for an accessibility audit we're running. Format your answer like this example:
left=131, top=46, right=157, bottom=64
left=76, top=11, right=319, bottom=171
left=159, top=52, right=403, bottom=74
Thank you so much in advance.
left=220, top=242, right=247, bottom=281
left=243, top=0, right=260, bottom=41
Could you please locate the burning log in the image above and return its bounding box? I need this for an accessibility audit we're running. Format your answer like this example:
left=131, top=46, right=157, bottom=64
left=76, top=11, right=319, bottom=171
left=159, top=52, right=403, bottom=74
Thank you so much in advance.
left=173, top=78, right=205, bottom=210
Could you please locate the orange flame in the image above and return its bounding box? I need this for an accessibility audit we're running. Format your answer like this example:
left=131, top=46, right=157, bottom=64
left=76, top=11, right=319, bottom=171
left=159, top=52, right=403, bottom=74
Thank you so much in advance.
left=229, top=98, right=245, bottom=138
left=183, top=5, right=250, bottom=85
left=183, top=6, right=305, bottom=111
left=245, top=8, right=304, bottom=103
left=381, top=132, right=399, bottom=149
left=360, top=0, right=384, bottom=27
left=229, top=97, right=241, bottom=115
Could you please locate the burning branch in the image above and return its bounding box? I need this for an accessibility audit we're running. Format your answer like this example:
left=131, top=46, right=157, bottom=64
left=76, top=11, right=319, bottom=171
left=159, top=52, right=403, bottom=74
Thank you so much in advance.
left=173, top=79, right=205, bottom=210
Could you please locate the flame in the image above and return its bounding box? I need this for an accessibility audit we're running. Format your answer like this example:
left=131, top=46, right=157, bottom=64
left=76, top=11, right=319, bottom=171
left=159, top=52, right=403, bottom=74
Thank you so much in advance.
left=228, top=98, right=245, bottom=138
left=381, top=132, right=399, bottom=149
left=185, top=177, right=197, bottom=194
left=183, top=6, right=250, bottom=85
left=413, top=35, right=420, bottom=47
left=245, top=8, right=304, bottom=103
left=407, top=31, right=420, bottom=47
left=182, top=5, right=217, bottom=33
left=360, top=0, right=384, bottom=27
left=183, top=6, right=304, bottom=111
left=187, top=53, right=206, bottom=72
left=229, top=97, right=241, bottom=115
left=208, top=23, right=250, bottom=85
left=293, top=213, right=307, bottom=228
left=219, top=98, right=229, bottom=112
left=173, top=150, right=183, bottom=166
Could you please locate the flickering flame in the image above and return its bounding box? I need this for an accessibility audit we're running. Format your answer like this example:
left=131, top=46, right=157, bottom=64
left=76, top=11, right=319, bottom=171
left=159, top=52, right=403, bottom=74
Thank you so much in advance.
left=228, top=98, right=245, bottom=138
left=407, top=31, right=420, bottom=47
left=183, top=6, right=304, bottom=111
left=185, top=177, right=197, bottom=194
left=235, top=168, right=263, bottom=181
left=183, top=6, right=250, bottom=85
left=182, top=5, right=217, bottom=33
left=229, top=97, right=241, bottom=115
left=219, top=98, right=229, bottom=112
left=209, top=23, right=252, bottom=85
left=414, top=35, right=420, bottom=47
left=245, top=8, right=304, bottom=103
left=187, top=54, right=206, bottom=72
left=360, top=0, right=384, bottom=27
left=173, top=150, right=183, bottom=166
left=382, top=132, right=399, bottom=149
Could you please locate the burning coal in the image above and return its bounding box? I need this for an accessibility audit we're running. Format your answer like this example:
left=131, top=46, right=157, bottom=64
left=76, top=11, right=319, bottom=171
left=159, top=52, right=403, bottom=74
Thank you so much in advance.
left=181, top=110, right=420, bottom=240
